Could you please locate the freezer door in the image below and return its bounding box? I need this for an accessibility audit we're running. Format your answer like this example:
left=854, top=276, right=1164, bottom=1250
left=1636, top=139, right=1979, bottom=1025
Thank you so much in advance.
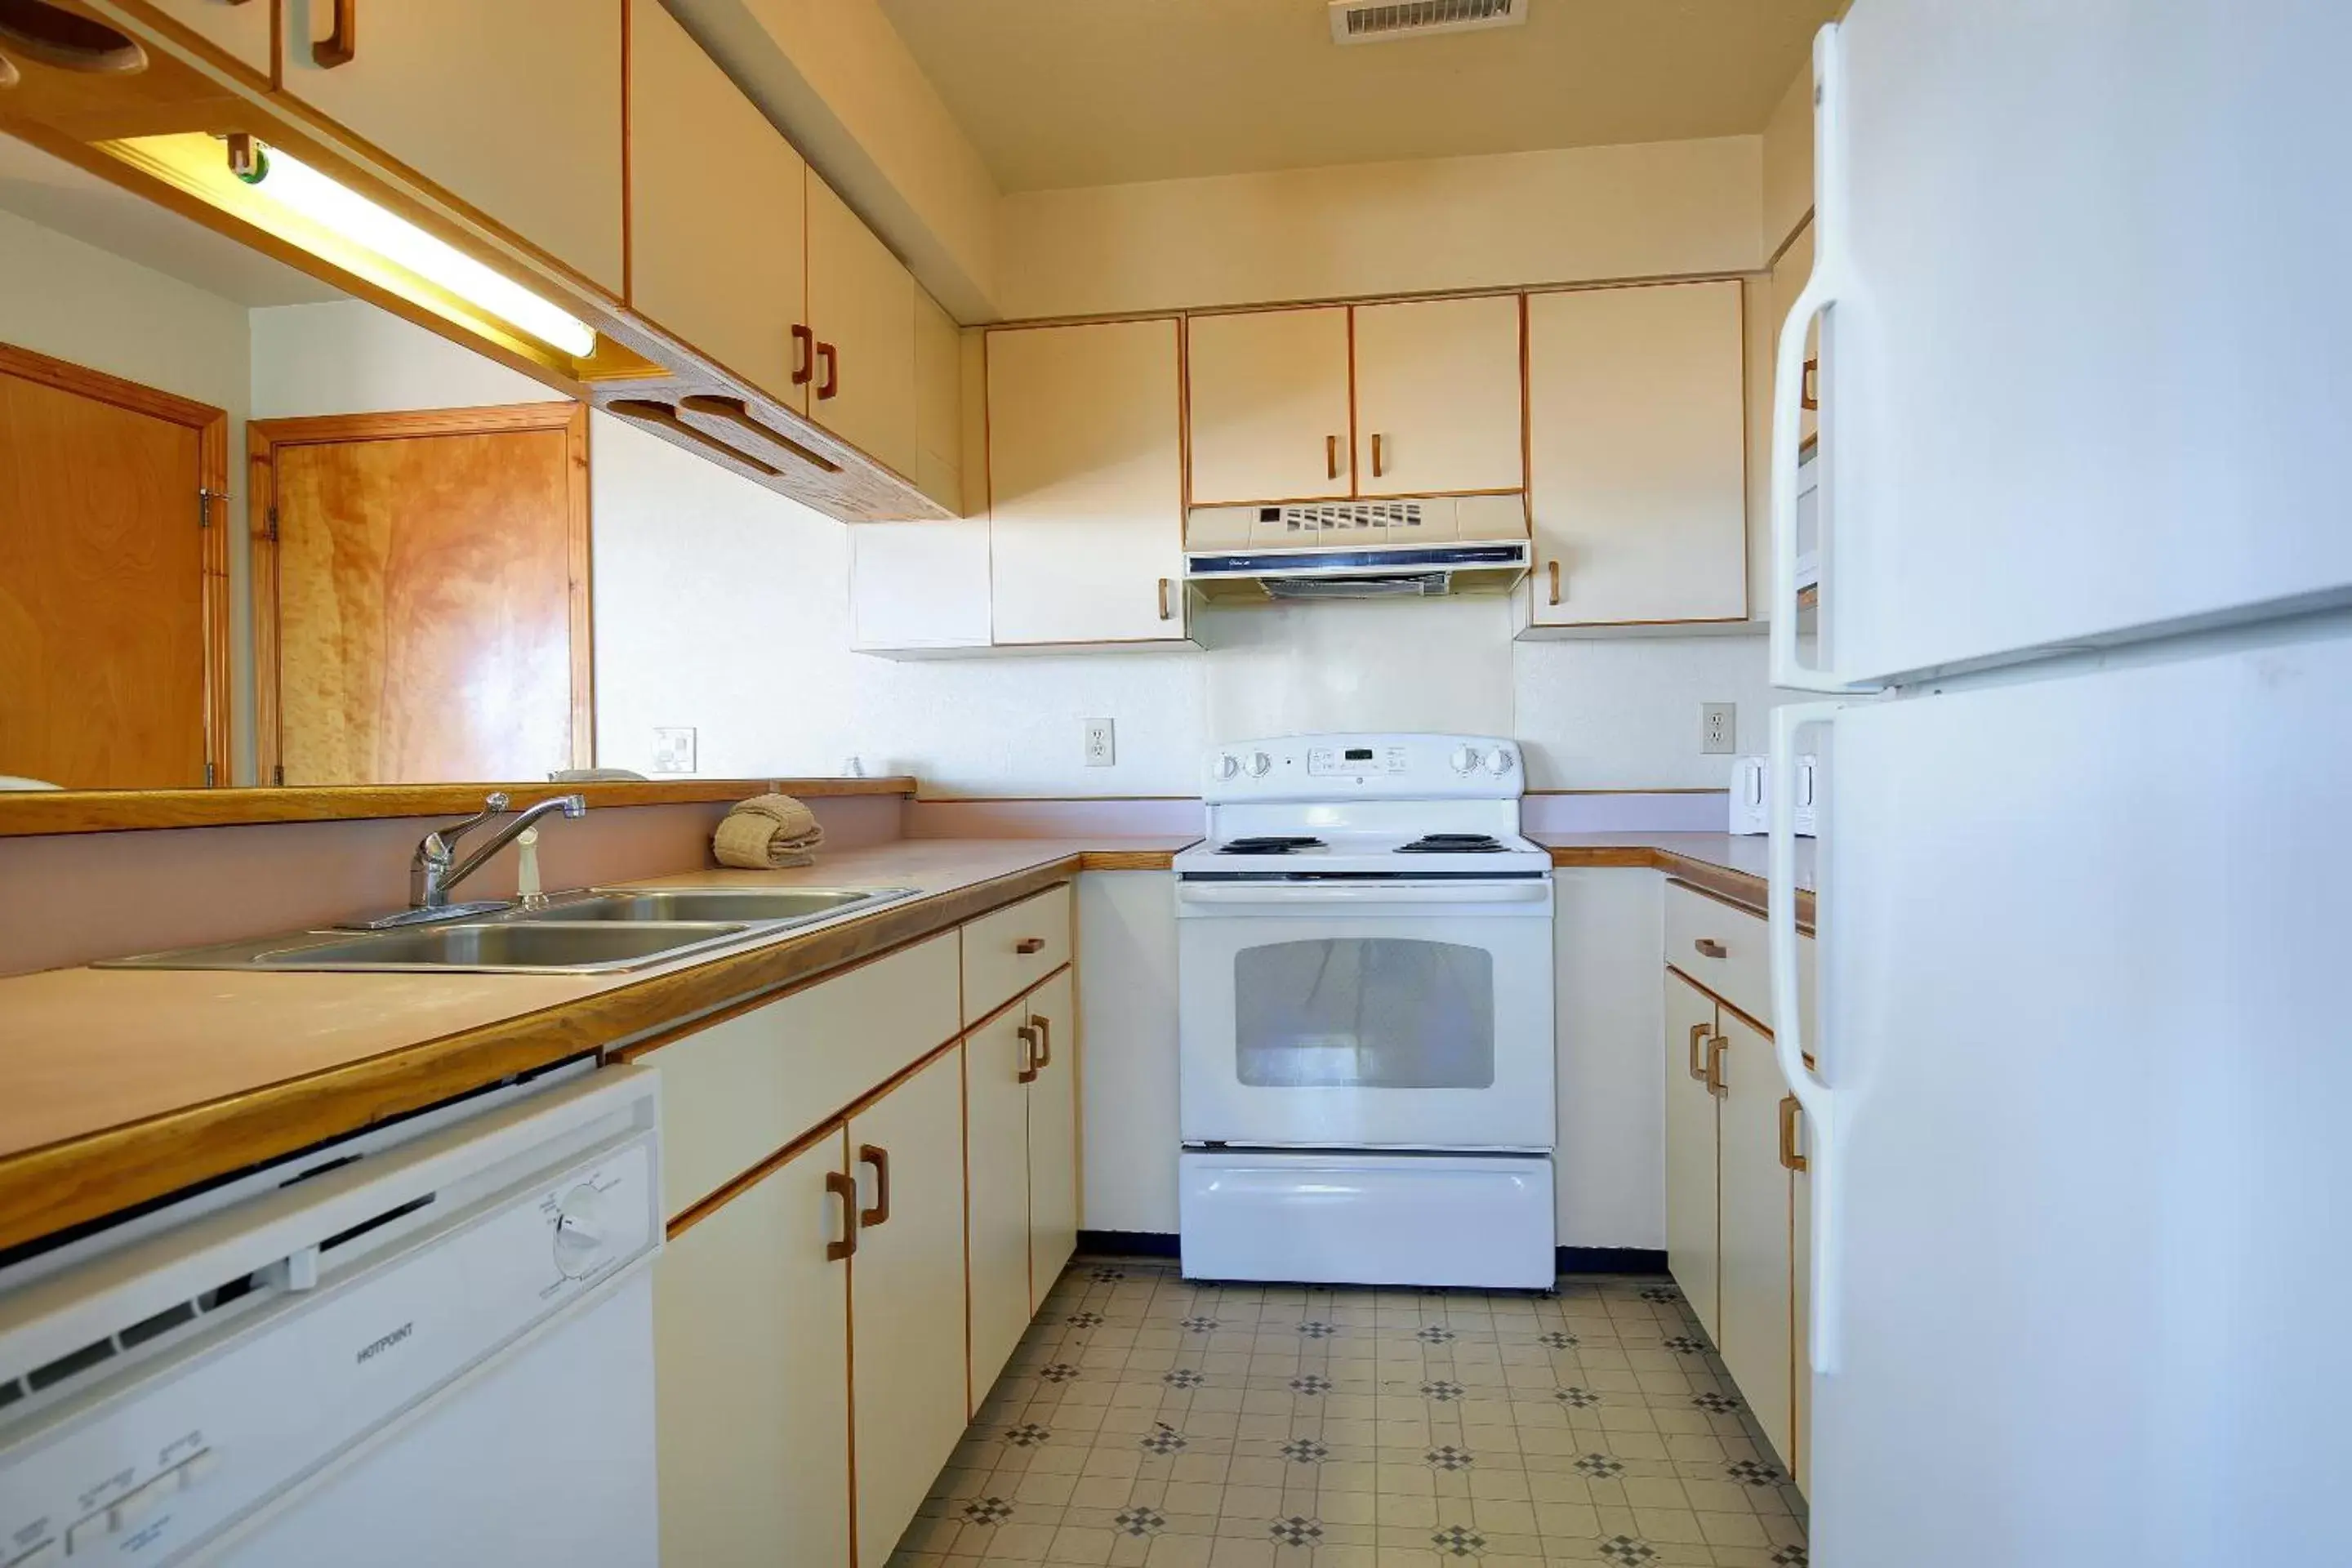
left=1808, top=630, right=2352, bottom=1566
left=1812, top=1, right=2352, bottom=683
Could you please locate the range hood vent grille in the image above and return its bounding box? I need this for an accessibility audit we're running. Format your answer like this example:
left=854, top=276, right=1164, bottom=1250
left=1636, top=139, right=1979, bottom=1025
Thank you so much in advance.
left=1330, top=0, right=1526, bottom=45
left=1261, top=572, right=1450, bottom=600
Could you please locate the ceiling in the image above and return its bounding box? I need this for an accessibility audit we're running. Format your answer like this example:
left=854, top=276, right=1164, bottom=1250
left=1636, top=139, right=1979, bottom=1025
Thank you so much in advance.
left=0, top=133, right=341, bottom=308
left=876, top=0, right=1838, bottom=194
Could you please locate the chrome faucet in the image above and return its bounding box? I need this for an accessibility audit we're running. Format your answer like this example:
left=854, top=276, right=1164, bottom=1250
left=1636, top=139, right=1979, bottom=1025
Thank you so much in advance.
left=411, top=792, right=588, bottom=911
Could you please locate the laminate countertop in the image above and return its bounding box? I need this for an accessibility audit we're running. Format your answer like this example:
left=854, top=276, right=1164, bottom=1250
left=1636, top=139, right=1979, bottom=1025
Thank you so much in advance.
left=1538, top=831, right=1818, bottom=926
left=0, top=837, right=1192, bottom=1255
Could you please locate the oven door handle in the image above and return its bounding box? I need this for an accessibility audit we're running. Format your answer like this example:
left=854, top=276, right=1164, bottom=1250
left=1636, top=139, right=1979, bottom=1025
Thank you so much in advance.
left=1178, top=882, right=1549, bottom=908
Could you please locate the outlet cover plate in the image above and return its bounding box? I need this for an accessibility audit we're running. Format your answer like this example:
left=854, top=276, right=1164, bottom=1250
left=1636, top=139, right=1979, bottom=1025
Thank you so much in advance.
left=1700, top=703, right=1736, bottom=755
left=653, top=727, right=697, bottom=773
left=1083, top=718, right=1116, bottom=768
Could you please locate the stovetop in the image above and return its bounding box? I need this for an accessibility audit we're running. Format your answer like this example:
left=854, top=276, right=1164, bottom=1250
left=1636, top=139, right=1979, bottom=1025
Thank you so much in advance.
left=1179, top=827, right=1549, bottom=878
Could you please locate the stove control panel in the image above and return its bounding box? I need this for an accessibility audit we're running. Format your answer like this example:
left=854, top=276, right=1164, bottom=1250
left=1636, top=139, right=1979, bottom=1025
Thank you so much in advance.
left=1204, top=734, right=1523, bottom=802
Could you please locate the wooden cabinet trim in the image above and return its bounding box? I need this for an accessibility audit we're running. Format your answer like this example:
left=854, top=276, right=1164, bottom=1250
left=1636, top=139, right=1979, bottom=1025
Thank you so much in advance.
left=1663, top=962, right=1774, bottom=1041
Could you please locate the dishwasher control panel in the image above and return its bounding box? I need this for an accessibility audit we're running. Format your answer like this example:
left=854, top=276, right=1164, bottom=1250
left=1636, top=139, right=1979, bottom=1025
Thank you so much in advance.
left=0, top=1069, right=660, bottom=1566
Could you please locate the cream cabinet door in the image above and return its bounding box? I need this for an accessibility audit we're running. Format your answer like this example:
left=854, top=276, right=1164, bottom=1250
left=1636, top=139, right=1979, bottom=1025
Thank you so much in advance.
left=141, top=0, right=274, bottom=77
left=627, top=0, right=807, bottom=406
left=964, top=1005, right=1035, bottom=1408
left=849, top=1049, right=969, bottom=1561
left=1024, top=969, right=1079, bottom=1307
left=987, top=318, right=1187, bottom=646
left=1716, top=1010, right=1795, bottom=1474
left=1352, top=294, right=1524, bottom=497
left=1664, top=969, right=1722, bottom=1344
left=1772, top=221, right=1820, bottom=448
left=654, top=1129, right=852, bottom=1568
left=278, top=0, right=624, bottom=295
left=849, top=519, right=992, bottom=653
left=913, top=290, right=964, bottom=511
left=1187, top=306, right=1352, bottom=505
left=1527, top=282, right=1748, bottom=627
left=808, top=176, right=917, bottom=476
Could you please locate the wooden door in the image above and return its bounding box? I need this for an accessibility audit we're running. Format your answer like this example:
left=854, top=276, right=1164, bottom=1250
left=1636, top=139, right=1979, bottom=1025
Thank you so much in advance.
left=627, top=0, right=808, bottom=407
left=1527, top=282, right=1748, bottom=627
left=1186, top=306, right=1352, bottom=505
left=987, top=318, right=1186, bottom=646
left=0, top=345, right=226, bottom=789
left=278, top=0, right=624, bottom=293
left=252, top=404, right=591, bottom=784
left=138, top=0, right=276, bottom=79
left=1023, top=969, right=1079, bottom=1307
left=654, top=1129, right=853, bottom=1568
left=964, top=1004, right=1033, bottom=1406
left=1664, top=969, right=1722, bottom=1343
left=1716, top=1009, right=1794, bottom=1471
left=848, top=1049, right=969, bottom=1562
left=1351, top=294, right=1523, bottom=497
left=808, top=176, right=917, bottom=476
left=911, top=289, right=963, bottom=511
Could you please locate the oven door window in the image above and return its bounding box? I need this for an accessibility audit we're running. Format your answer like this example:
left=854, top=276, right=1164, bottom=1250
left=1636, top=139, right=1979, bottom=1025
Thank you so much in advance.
left=1233, top=938, right=1495, bottom=1089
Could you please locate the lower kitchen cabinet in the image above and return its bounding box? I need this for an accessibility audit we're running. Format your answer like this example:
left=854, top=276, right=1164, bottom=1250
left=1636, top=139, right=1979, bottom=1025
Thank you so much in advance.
left=849, top=1049, right=971, bottom=1561
left=653, top=1129, right=853, bottom=1567
left=1715, top=1010, right=1793, bottom=1481
left=965, top=966, right=1080, bottom=1406
left=1664, top=969, right=1723, bottom=1343
left=1024, top=969, right=1079, bottom=1307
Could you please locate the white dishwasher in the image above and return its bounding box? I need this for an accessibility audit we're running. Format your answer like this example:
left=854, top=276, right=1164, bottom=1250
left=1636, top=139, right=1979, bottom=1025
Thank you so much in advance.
left=0, top=1062, right=662, bottom=1568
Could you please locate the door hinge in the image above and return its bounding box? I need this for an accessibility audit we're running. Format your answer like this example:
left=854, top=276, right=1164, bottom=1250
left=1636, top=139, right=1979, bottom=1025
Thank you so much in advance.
left=273, top=764, right=286, bottom=786
left=204, top=760, right=216, bottom=787
left=198, top=488, right=230, bottom=529
left=265, top=506, right=281, bottom=542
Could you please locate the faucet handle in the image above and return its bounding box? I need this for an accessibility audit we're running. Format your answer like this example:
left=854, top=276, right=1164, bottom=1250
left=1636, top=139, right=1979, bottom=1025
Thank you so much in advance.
left=422, top=791, right=511, bottom=862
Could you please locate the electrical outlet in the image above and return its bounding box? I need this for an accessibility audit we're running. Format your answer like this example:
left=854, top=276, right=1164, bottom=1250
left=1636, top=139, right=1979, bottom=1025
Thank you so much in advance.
left=1083, top=718, right=1116, bottom=768
left=1700, top=703, right=1737, bottom=755
left=652, top=726, right=698, bottom=773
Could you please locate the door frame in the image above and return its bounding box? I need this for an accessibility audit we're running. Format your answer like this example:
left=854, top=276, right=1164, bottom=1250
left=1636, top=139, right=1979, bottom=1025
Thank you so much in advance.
left=245, top=402, right=595, bottom=783
left=0, top=341, right=232, bottom=786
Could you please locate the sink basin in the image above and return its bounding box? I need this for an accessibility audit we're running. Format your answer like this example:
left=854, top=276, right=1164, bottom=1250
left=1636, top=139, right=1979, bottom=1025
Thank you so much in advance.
left=251, top=921, right=754, bottom=973
left=516, top=888, right=884, bottom=924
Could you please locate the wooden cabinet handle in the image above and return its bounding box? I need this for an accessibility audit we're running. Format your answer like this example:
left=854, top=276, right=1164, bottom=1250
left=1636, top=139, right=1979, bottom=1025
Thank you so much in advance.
left=1158, top=577, right=1174, bottom=621
left=1801, top=356, right=1820, bottom=412
left=1705, top=1033, right=1728, bottom=1098
left=791, top=323, right=814, bottom=386
left=1695, top=938, right=1728, bottom=960
left=816, top=341, right=838, bottom=400
left=1780, top=1094, right=1808, bottom=1172
left=313, top=0, right=356, bottom=67
left=1370, top=432, right=1385, bottom=478
left=1016, top=937, right=1045, bottom=955
left=857, top=1143, right=890, bottom=1228
left=824, top=1169, right=858, bottom=1261
left=1031, top=1014, right=1052, bottom=1070
left=1325, top=434, right=1340, bottom=481
left=1547, top=560, right=1561, bottom=607
left=1686, top=1022, right=1711, bottom=1083
left=1016, top=1022, right=1040, bottom=1085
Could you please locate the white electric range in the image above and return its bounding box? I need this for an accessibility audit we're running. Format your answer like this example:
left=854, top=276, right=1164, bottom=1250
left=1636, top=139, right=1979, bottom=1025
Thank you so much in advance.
left=1174, top=733, right=1557, bottom=1289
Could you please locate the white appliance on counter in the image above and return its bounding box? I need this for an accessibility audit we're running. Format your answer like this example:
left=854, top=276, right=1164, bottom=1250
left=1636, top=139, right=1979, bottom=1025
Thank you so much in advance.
left=1175, top=733, right=1556, bottom=1288
left=0, top=1064, right=662, bottom=1567
left=1765, top=5, right=2352, bottom=1564
left=1728, top=753, right=1815, bottom=837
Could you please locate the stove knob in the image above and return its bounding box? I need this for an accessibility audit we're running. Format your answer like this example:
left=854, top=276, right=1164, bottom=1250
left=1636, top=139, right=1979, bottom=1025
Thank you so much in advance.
left=1213, top=753, right=1241, bottom=782
left=1450, top=745, right=1479, bottom=775
left=1485, top=746, right=1516, bottom=776
left=1247, top=751, right=1275, bottom=778
left=552, top=1183, right=612, bottom=1280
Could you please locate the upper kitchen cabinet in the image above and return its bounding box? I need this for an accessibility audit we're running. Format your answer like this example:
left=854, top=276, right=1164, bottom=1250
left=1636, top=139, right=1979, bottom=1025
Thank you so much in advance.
left=626, top=0, right=807, bottom=408
left=137, top=0, right=276, bottom=79
left=278, top=0, right=626, bottom=296
left=987, top=318, right=1188, bottom=647
left=1187, top=306, right=1353, bottom=506
left=1526, top=281, right=1747, bottom=628
left=808, top=176, right=919, bottom=479
left=1352, top=294, right=1524, bottom=497
left=912, top=290, right=964, bottom=512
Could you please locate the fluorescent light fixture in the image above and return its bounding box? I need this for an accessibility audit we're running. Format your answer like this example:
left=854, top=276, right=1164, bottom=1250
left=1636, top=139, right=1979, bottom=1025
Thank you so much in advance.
left=244, top=147, right=597, bottom=358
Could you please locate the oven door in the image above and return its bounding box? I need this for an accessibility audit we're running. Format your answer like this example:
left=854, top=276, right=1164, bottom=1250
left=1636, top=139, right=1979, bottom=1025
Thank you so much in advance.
left=1177, top=878, right=1556, bottom=1150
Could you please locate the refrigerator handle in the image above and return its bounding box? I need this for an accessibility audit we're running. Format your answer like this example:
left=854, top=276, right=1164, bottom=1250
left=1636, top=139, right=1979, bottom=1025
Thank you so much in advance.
left=1770, top=22, right=1887, bottom=697
left=1771, top=701, right=1846, bottom=1373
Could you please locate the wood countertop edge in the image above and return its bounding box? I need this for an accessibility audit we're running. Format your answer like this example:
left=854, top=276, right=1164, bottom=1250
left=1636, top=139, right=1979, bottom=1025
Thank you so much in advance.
left=0, top=851, right=1135, bottom=1255
left=0, top=777, right=918, bottom=838
left=1547, top=843, right=1817, bottom=928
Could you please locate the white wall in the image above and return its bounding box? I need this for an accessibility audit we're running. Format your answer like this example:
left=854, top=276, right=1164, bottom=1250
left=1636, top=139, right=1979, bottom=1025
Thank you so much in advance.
left=0, top=207, right=256, bottom=781
left=250, top=301, right=556, bottom=417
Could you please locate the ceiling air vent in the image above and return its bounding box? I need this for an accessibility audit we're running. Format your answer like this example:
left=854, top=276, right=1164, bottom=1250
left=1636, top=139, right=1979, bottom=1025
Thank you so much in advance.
left=1329, top=0, right=1526, bottom=45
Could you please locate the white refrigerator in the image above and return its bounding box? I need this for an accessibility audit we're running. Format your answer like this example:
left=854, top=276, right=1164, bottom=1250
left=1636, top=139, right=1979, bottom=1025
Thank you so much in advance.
left=1763, top=4, right=2352, bottom=1565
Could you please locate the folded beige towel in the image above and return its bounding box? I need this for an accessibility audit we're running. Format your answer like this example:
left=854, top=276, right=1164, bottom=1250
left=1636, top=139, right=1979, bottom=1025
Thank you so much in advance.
left=712, top=793, right=826, bottom=869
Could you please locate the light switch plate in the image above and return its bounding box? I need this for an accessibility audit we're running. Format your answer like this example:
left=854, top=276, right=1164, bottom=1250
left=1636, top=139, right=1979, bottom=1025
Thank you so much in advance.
left=1700, top=703, right=1737, bottom=755
left=1083, top=718, right=1116, bottom=768
left=652, top=727, right=697, bottom=773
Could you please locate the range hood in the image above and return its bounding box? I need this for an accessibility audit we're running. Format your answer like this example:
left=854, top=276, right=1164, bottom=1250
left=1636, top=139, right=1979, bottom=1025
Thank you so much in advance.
left=1184, top=495, right=1531, bottom=604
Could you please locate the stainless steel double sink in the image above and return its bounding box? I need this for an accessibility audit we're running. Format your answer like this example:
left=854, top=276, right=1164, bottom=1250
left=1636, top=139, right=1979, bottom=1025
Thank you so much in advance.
left=97, top=886, right=920, bottom=974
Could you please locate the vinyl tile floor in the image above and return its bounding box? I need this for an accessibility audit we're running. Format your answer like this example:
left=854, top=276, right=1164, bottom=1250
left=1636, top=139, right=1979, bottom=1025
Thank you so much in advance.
left=892, top=1258, right=1808, bottom=1568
